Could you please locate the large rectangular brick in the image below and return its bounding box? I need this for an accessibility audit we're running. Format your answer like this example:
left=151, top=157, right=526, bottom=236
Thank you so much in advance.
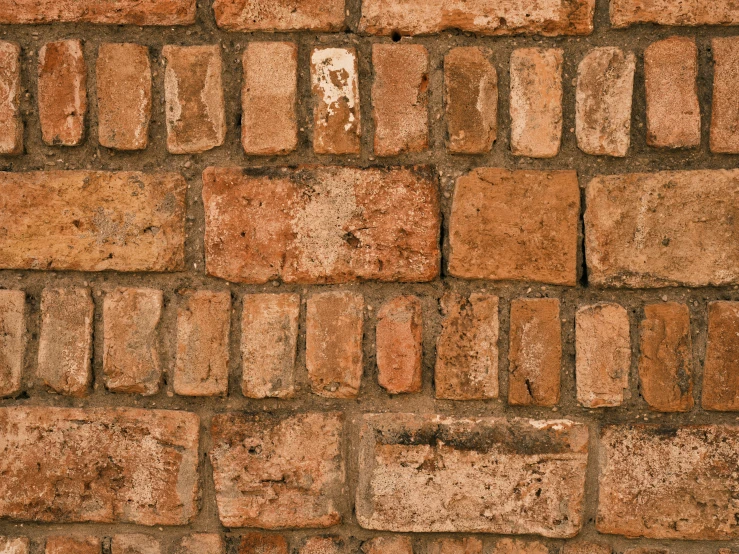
left=0, top=407, right=199, bottom=525
left=710, top=37, right=739, bottom=153
left=0, top=290, right=24, bottom=398
left=611, top=0, right=739, bottom=27
left=597, top=424, right=739, bottom=539
left=702, top=301, right=739, bottom=411
left=213, top=0, right=344, bottom=31
left=0, top=171, right=185, bottom=272
left=0, top=42, right=22, bottom=155
left=202, top=166, right=440, bottom=284
left=0, top=0, right=195, bottom=24
left=356, top=414, right=588, bottom=537
left=584, top=170, right=739, bottom=287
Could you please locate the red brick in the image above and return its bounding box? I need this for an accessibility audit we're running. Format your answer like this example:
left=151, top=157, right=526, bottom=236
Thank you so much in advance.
left=174, top=290, right=230, bottom=397
left=575, top=303, right=630, bottom=408
left=46, top=537, right=100, bottom=554
left=306, top=291, right=363, bottom=398
left=0, top=42, right=22, bottom=155
left=301, top=538, right=342, bottom=554
left=0, top=290, right=24, bottom=398
left=38, top=39, right=86, bottom=146
left=376, top=296, right=422, bottom=394
left=210, top=412, right=344, bottom=528
left=242, top=42, right=297, bottom=155
left=435, top=293, right=499, bottom=400
left=597, top=424, right=739, bottom=539
left=37, top=288, right=93, bottom=397
left=362, top=537, right=413, bottom=554
left=163, top=45, right=225, bottom=154
left=449, top=168, right=579, bottom=286
left=492, top=540, right=548, bottom=554
left=710, top=37, right=739, bottom=153
left=0, top=407, right=199, bottom=525
left=213, top=0, right=344, bottom=31
left=311, top=47, right=361, bottom=155
left=611, top=0, right=739, bottom=27
left=445, top=46, right=497, bottom=154
left=508, top=298, right=561, bottom=407
left=103, top=288, right=163, bottom=396
left=202, top=166, right=440, bottom=284
left=96, top=43, right=151, bottom=151
left=111, top=535, right=161, bottom=554
left=356, top=414, right=588, bottom=536
left=239, top=534, right=288, bottom=554
left=562, top=543, right=611, bottom=554
left=175, top=535, right=224, bottom=554
left=0, top=0, right=195, bottom=24
left=702, top=301, right=739, bottom=411
left=510, top=48, right=563, bottom=158
left=241, top=293, right=299, bottom=399
left=372, top=44, right=429, bottom=156
left=576, top=47, right=635, bottom=157
left=430, top=538, right=482, bottom=554
left=0, top=171, right=186, bottom=272
left=359, top=0, right=595, bottom=35
left=584, top=170, right=739, bottom=287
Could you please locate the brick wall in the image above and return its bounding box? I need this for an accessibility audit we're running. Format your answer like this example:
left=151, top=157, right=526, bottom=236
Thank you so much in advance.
left=0, top=0, right=738, bottom=553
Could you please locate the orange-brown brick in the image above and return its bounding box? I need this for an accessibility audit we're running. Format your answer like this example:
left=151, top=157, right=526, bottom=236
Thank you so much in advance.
left=46, top=537, right=100, bottom=554
left=111, top=535, right=160, bottom=554
left=0, top=537, right=28, bottom=554
left=0, top=0, right=195, bottom=24
left=430, top=538, right=482, bottom=554
left=710, top=37, right=739, bottom=153
left=562, top=543, right=611, bottom=554
left=611, top=0, right=739, bottom=27
left=175, top=534, right=223, bottom=554
left=623, top=550, right=669, bottom=554
left=702, top=301, right=739, bottom=411
left=239, top=534, right=288, bottom=554
left=362, top=537, right=413, bottom=554
left=301, top=538, right=342, bottom=554
left=0, top=41, right=22, bottom=155
left=0, top=290, right=24, bottom=398
left=213, top=0, right=344, bottom=31
left=493, top=540, right=548, bottom=554
left=376, top=296, right=422, bottom=394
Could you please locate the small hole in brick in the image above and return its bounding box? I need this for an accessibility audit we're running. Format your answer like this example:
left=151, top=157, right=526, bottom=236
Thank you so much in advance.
left=391, top=31, right=401, bottom=42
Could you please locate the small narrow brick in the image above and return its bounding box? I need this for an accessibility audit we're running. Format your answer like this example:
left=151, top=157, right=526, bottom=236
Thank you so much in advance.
left=46, top=537, right=100, bottom=554
left=306, top=291, right=363, bottom=398
left=638, top=303, right=694, bottom=412
left=445, top=46, right=497, bottom=154
left=111, top=535, right=161, bottom=554
left=174, top=290, right=230, bottom=397
left=576, top=47, right=635, bottom=157
left=38, top=39, right=86, bottom=146
left=623, top=550, right=669, bottom=554
left=492, top=540, right=548, bottom=554
left=210, top=412, right=344, bottom=528
left=562, top=543, right=611, bottom=554
left=710, top=37, right=739, bottom=153
left=376, top=296, right=422, bottom=394
left=0, top=42, right=22, bottom=155
left=163, top=45, right=225, bottom=154
left=311, top=47, right=360, bottom=154
left=510, top=48, right=563, bottom=158
left=372, top=44, right=429, bottom=156
left=0, top=290, right=24, bottom=398
left=242, top=42, right=297, bottom=155
left=103, top=287, right=163, bottom=396
left=644, top=37, right=700, bottom=149
left=362, top=536, right=413, bottom=554
left=702, top=301, right=739, bottom=411
left=241, top=293, right=299, bottom=399
left=214, top=0, right=345, bottom=31
left=611, top=0, right=739, bottom=27
left=239, top=534, right=288, bottom=554
left=575, top=303, right=630, bottom=408
left=435, top=293, right=499, bottom=400
left=96, top=43, right=151, bottom=151
left=0, top=537, right=29, bottom=554
left=175, top=535, right=223, bottom=554
left=509, top=298, right=561, bottom=407
left=0, top=0, right=195, bottom=24
left=37, top=288, right=93, bottom=397
left=430, top=538, right=482, bottom=554
left=301, top=538, right=342, bottom=554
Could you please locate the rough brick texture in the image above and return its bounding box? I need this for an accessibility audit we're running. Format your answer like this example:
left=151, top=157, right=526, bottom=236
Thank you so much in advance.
left=710, top=37, right=739, bottom=153
left=111, top=535, right=160, bottom=554
left=0, top=0, right=195, bottom=24
left=213, top=0, right=345, bottom=31
left=376, top=295, right=422, bottom=394
left=493, top=540, right=548, bottom=554
left=611, top=0, right=739, bottom=27
left=0, top=290, right=24, bottom=398
left=362, top=537, right=413, bottom=554
left=702, top=301, right=739, bottom=411
left=0, top=537, right=29, bottom=554
left=0, top=41, right=22, bottom=155
left=239, top=534, right=288, bottom=554
left=430, top=538, right=482, bottom=554
left=45, top=537, right=100, bottom=554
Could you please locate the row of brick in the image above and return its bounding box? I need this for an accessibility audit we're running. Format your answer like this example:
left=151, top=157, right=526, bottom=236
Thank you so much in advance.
left=2, top=535, right=223, bottom=554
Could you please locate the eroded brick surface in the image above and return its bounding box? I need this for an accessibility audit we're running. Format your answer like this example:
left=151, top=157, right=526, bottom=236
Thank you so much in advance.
left=710, top=37, right=739, bottom=153
left=301, top=538, right=342, bottom=554
left=376, top=295, right=422, bottom=394
left=0, top=290, right=24, bottom=398
left=611, top=0, right=739, bottom=27
left=0, top=41, right=22, bottom=155
left=562, top=543, right=611, bottom=554
left=0, top=537, right=29, bottom=554
left=429, top=538, right=482, bottom=554
left=45, top=537, right=100, bottom=554
left=702, top=301, right=739, bottom=411
left=175, top=535, right=223, bottom=554
left=362, top=536, right=413, bottom=554
left=239, top=534, right=288, bottom=554
left=492, top=540, right=548, bottom=554
left=214, top=0, right=345, bottom=31
left=0, top=0, right=195, bottom=24
left=111, top=535, right=160, bottom=554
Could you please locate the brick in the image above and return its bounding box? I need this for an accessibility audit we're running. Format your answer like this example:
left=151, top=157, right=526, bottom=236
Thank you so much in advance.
left=376, top=296, right=422, bottom=394
left=301, top=538, right=342, bottom=554
left=372, top=44, right=429, bottom=156
left=359, top=0, right=595, bottom=35
left=0, top=290, right=24, bottom=398
left=702, top=301, right=739, bottom=411
left=96, top=43, right=151, bottom=151
left=576, top=47, right=635, bottom=157
left=356, top=414, right=588, bottom=536
left=306, top=291, right=364, bottom=398
left=174, top=290, right=230, bottom=397
left=492, top=540, right=548, bottom=554
left=311, top=47, right=361, bottom=155
left=0, top=171, right=186, bottom=272
left=597, top=424, right=739, bottom=539
left=202, top=166, right=440, bottom=284
left=638, top=303, right=694, bottom=412
left=362, top=536, right=413, bottom=554
left=435, top=293, right=498, bottom=400
left=241, top=293, right=299, bottom=399
left=111, top=535, right=160, bottom=554
left=0, top=42, right=22, bottom=155
left=0, top=537, right=29, bottom=554
left=611, top=0, right=739, bottom=27
left=103, top=288, right=163, bottom=396
left=0, top=407, right=199, bottom=525
left=46, top=537, right=100, bottom=554
left=449, top=168, right=579, bottom=286
left=38, top=39, right=86, bottom=146
left=429, top=538, right=482, bottom=554
left=710, top=37, right=739, bottom=153
left=242, top=42, right=297, bottom=155
left=562, top=543, right=611, bottom=554
left=163, top=45, right=225, bottom=154
left=175, top=535, right=223, bottom=554
left=623, top=550, right=669, bottom=554
left=445, top=46, right=497, bottom=154
left=210, top=412, right=344, bottom=528
left=213, top=0, right=344, bottom=31
left=575, top=303, right=630, bottom=408
left=510, top=48, right=563, bottom=158
left=239, top=534, right=288, bottom=554
left=0, top=0, right=195, bottom=24
left=508, top=298, right=561, bottom=407
left=584, top=170, right=739, bottom=287
left=37, top=288, right=93, bottom=397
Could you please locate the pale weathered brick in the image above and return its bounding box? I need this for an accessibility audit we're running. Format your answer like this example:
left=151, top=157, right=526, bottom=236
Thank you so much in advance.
left=0, top=0, right=195, bottom=24
left=435, top=293, right=499, bottom=400
left=175, top=535, right=223, bottom=554
left=202, top=166, right=440, bottom=284
left=376, top=296, right=422, bottom=394
left=0, top=537, right=28, bottom=554
left=210, top=412, right=344, bottom=528
left=449, top=168, right=579, bottom=286
left=0, top=290, right=24, bottom=398
left=0, top=42, right=22, bottom=155
left=0, top=407, right=199, bottom=525
left=362, top=536, right=413, bottom=554
left=239, top=534, right=288, bottom=554
left=37, top=288, right=93, bottom=397
left=430, top=538, right=482, bottom=554
left=356, top=414, right=588, bottom=537
left=611, top=0, right=739, bottom=27
left=111, top=534, right=161, bottom=554
left=710, top=37, right=739, bottom=153
left=214, top=0, right=344, bottom=31
left=597, top=424, right=739, bottom=539
left=163, top=45, right=225, bottom=154
left=492, top=540, right=548, bottom=554
left=702, top=301, right=739, bottom=411
left=372, top=44, right=429, bottom=156
left=510, top=48, right=563, bottom=158
left=562, top=543, right=611, bottom=554
left=242, top=42, right=297, bottom=155
left=46, top=537, right=100, bottom=554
